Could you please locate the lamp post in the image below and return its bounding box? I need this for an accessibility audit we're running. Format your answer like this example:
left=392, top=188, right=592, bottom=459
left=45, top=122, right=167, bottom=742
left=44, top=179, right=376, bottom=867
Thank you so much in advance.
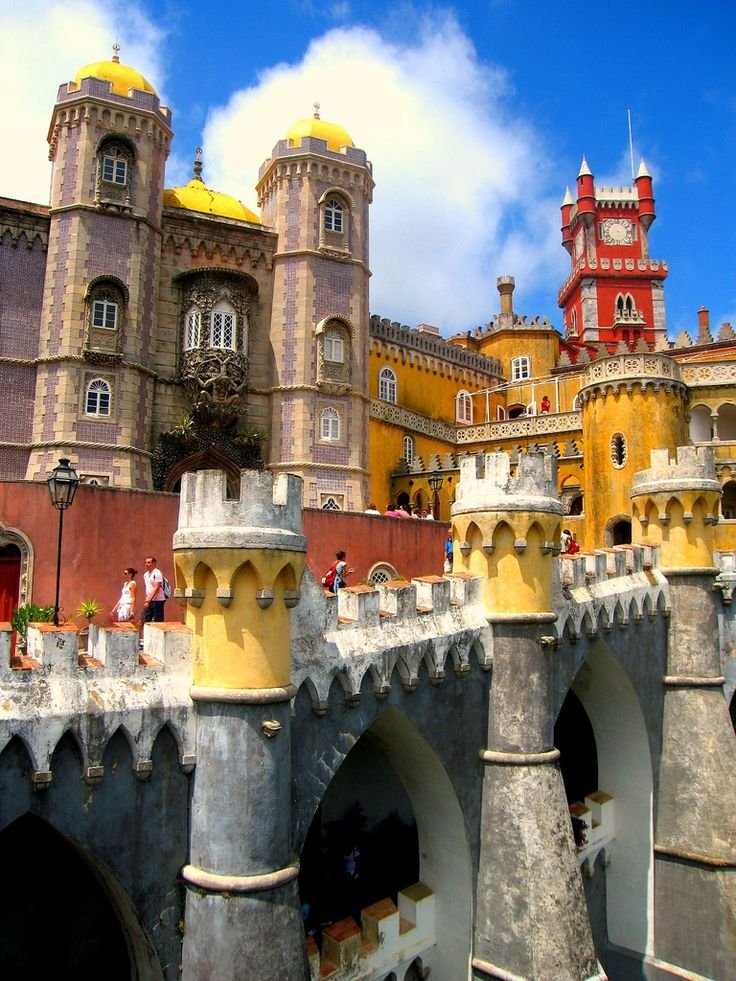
left=47, top=458, right=80, bottom=626
left=428, top=471, right=444, bottom=520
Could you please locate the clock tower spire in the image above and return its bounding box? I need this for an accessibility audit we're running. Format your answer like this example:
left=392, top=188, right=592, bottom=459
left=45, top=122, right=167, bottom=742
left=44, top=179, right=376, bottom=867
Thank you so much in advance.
left=558, top=157, right=668, bottom=351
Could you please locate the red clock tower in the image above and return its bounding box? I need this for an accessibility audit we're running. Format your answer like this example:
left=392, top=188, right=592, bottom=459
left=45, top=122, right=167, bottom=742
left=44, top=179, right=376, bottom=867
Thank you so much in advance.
left=558, top=157, right=668, bottom=350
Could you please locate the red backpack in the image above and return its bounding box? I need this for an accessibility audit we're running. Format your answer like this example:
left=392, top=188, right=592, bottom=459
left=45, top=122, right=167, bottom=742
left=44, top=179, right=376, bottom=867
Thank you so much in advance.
left=322, top=562, right=338, bottom=588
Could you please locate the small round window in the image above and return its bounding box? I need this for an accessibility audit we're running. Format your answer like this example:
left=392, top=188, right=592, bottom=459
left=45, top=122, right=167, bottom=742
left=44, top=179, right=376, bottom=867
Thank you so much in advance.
left=610, top=432, right=627, bottom=469
left=367, top=562, right=398, bottom=585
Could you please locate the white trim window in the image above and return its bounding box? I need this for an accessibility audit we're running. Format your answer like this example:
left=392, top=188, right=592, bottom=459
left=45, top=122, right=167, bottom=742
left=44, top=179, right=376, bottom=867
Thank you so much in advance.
left=210, top=300, right=236, bottom=350
left=511, top=356, right=531, bottom=381
left=324, top=197, right=344, bottom=233
left=320, top=407, right=341, bottom=441
left=456, top=390, right=473, bottom=424
left=92, top=291, right=118, bottom=330
left=379, top=366, right=397, bottom=404
left=402, top=435, right=415, bottom=465
left=102, top=149, right=127, bottom=185
left=185, top=306, right=202, bottom=350
left=324, top=329, right=345, bottom=363
left=85, top=378, right=111, bottom=416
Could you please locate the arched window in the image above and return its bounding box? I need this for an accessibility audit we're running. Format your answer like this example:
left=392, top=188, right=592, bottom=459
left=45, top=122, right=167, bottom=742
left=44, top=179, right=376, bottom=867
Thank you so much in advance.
left=320, top=407, right=341, bottom=441
left=379, top=367, right=397, bottom=404
left=716, top=403, right=736, bottom=441
left=91, top=290, right=119, bottom=331
left=721, top=481, right=736, bottom=519
left=689, top=404, right=713, bottom=442
left=85, top=378, right=111, bottom=416
left=456, top=390, right=472, bottom=424
left=402, top=435, right=415, bottom=465
left=324, top=198, right=344, bottom=233
left=210, top=300, right=236, bottom=350
left=184, top=306, right=202, bottom=350
left=511, top=356, right=531, bottom=381
left=610, top=432, right=627, bottom=468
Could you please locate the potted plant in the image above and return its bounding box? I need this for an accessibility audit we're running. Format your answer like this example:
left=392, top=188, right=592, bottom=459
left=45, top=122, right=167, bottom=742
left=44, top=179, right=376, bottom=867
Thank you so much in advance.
left=11, top=603, right=54, bottom=654
left=76, top=599, right=102, bottom=653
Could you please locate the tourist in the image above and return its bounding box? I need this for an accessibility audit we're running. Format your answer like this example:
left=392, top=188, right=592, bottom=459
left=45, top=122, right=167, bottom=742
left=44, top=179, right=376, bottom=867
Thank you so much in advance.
left=561, top=529, right=580, bottom=555
left=111, top=567, right=137, bottom=622
left=142, top=556, right=166, bottom=622
left=444, top=534, right=454, bottom=573
left=541, top=395, right=551, bottom=414
left=364, top=502, right=381, bottom=516
left=323, top=550, right=354, bottom=593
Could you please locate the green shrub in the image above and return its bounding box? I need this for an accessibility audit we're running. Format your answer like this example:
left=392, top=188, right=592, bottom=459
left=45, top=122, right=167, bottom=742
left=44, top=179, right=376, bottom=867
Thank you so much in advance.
left=11, top=603, right=55, bottom=647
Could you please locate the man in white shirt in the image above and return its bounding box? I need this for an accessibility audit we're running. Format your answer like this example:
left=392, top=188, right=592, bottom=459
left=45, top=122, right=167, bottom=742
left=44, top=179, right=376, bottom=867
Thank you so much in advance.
left=142, top=556, right=166, bottom=623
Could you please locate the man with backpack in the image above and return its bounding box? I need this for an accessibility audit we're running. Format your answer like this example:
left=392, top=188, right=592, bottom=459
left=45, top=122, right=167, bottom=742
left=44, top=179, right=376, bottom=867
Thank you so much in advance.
left=142, top=555, right=168, bottom=623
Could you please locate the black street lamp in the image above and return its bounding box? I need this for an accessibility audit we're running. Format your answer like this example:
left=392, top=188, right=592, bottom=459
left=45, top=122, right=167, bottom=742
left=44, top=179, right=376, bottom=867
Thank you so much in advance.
left=47, top=458, right=80, bottom=626
left=428, top=471, right=444, bottom=520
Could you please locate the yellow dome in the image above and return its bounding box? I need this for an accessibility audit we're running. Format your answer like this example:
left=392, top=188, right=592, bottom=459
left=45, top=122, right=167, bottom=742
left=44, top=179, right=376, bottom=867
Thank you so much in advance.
left=286, top=116, right=354, bottom=152
left=163, top=179, right=261, bottom=224
left=73, top=59, right=156, bottom=98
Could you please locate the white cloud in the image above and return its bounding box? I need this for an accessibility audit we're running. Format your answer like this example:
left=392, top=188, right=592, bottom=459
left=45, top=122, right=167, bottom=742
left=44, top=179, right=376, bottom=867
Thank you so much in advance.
left=0, top=1, right=166, bottom=205
left=203, top=15, right=566, bottom=333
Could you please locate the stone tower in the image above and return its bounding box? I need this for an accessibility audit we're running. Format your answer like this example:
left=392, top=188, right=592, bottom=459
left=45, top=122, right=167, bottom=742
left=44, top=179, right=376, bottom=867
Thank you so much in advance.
left=559, top=157, right=668, bottom=349
left=256, top=110, right=374, bottom=512
left=578, top=351, right=689, bottom=548
left=631, top=447, right=736, bottom=980
left=452, top=453, right=600, bottom=980
left=174, top=468, right=308, bottom=979
left=26, top=48, right=172, bottom=488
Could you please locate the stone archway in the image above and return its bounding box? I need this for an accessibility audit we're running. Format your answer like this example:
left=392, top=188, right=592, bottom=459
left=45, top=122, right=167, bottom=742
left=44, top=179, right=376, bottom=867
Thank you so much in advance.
left=0, top=523, right=33, bottom=613
left=301, top=706, right=473, bottom=979
left=566, top=641, right=654, bottom=962
left=604, top=514, right=632, bottom=546
left=0, top=812, right=163, bottom=978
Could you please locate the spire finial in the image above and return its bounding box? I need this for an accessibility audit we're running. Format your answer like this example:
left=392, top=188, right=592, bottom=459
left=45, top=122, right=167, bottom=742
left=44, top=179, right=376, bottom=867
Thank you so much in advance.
left=193, top=147, right=203, bottom=182
left=112, top=42, right=120, bottom=64
left=313, top=101, right=320, bottom=119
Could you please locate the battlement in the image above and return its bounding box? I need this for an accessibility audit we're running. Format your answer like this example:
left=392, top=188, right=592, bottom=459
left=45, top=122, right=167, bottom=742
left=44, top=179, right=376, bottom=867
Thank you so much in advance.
left=631, top=445, right=721, bottom=497
left=453, top=451, right=562, bottom=515
left=0, top=622, right=195, bottom=780
left=174, top=469, right=307, bottom=552
left=370, top=314, right=502, bottom=377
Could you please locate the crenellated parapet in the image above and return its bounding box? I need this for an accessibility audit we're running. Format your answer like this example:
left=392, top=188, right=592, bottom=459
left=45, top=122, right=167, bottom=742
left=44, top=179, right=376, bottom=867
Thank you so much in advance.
left=174, top=468, right=307, bottom=690
left=579, top=351, right=686, bottom=403
left=0, top=622, right=195, bottom=786
left=631, top=446, right=721, bottom=569
left=451, top=452, right=563, bottom=615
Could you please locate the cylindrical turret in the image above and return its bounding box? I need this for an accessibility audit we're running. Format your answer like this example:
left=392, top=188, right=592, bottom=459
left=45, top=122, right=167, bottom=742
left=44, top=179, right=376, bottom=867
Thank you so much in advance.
left=176, top=469, right=309, bottom=980
left=576, top=156, right=596, bottom=225
left=560, top=187, right=574, bottom=254
left=635, top=158, right=655, bottom=231
left=579, top=352, right=689, bottom=549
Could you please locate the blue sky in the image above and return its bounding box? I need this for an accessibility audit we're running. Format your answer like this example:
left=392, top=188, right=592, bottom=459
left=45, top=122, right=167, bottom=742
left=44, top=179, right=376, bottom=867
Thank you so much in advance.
left=2, top=0, right=734, bottom=338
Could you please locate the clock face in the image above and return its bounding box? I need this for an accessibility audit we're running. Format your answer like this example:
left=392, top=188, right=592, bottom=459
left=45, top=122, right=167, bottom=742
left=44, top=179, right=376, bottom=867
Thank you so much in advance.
left=602, top=218, right=633, bottom=246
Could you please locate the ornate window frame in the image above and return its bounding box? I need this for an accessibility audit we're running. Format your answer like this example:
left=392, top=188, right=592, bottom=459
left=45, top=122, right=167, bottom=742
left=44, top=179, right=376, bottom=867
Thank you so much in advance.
left=316, top=317, right=352, bottom=394
left=610, top=432, right=627, bottom=469
left=0, top=522, right=34, bottom=609
left=84, top=276, right=128, bottom=357
left=95, top=135, right=136, bottom=211
left=402, top=434, right=415, bottom=465
left=318, top=188, right=352, bottom=256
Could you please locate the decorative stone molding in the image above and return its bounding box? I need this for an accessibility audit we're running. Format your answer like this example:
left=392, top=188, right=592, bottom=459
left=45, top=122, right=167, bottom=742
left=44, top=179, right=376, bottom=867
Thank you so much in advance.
left=370, top=399, right=459, bottom=441
left=181, top=349, right=249, bottom=426
left=681, top=361, right=736, bottom=388
left=456, top=411, right=582, bottom=444
left=580, top=352, right=686, bottom=403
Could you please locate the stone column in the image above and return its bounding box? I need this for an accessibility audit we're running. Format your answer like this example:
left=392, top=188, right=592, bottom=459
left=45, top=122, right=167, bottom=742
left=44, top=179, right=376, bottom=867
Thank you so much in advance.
left=176, top=469, right=308, bottom=980
left=632, top=447, right=736, bottom=980
left=453, top=453, right=599, bottom=980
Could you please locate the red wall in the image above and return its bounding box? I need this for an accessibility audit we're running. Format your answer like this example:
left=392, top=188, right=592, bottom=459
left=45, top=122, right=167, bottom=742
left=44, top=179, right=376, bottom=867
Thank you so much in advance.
left=0, top=481, right=449, bottom=624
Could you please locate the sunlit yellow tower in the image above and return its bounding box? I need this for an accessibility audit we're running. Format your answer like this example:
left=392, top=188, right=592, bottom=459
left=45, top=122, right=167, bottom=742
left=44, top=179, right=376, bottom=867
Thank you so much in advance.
left=174, top=468, right=309, bottom=979
left=579, top=351, right=688, bottom=548
left=453, top=453, right=599, bottom=979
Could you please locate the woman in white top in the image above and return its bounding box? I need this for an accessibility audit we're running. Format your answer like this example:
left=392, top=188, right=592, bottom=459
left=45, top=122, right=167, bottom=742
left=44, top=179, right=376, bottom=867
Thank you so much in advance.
left=112, top=567, right=137, bottom=622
